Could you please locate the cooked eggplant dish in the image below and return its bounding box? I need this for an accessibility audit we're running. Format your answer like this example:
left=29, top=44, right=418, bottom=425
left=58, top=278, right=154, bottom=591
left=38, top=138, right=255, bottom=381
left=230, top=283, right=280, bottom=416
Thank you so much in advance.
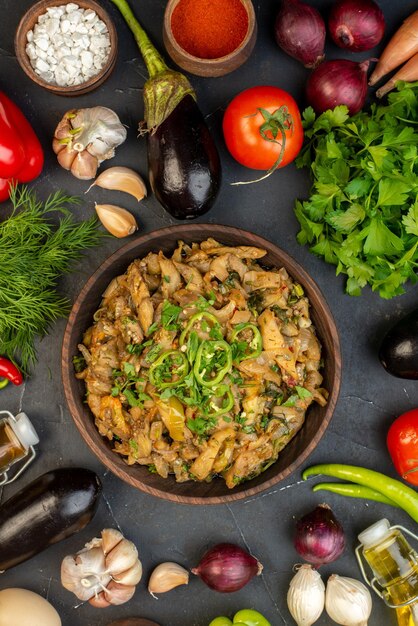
left=75, top=240, right=328, bottom=488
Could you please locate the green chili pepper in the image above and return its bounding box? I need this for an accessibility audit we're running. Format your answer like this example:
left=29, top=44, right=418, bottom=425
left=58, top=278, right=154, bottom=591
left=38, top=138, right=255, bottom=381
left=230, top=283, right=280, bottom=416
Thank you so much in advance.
left=303, top=464, right=418, bottom=523
left=233, top=610, right=271, bottom=626
left=179, top=311, right=222, bottom=346
left=230, top=323, right=262, bottom=361
left=194, top=340, right=232, bottom=387
left=209, top=618, right=233, bottom=626
left=312, top=482, right=400, bottom=508
left=149, top=349, right=189, bottom=389
left=205, top=385, right=234, bottom=417
left=0, top=377, right=9, bottom=389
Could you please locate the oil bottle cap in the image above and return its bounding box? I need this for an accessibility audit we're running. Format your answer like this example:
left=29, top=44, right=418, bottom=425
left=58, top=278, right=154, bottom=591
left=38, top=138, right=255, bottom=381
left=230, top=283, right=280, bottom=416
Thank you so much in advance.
left=358, top=519, right=391, bottom=548
left=9, top=412, right=40, bottom=449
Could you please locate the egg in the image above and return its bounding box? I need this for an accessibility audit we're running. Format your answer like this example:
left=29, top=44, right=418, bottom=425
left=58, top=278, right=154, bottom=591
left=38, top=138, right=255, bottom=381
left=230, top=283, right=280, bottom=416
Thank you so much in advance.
left=0, top=588, right=61, bottom=626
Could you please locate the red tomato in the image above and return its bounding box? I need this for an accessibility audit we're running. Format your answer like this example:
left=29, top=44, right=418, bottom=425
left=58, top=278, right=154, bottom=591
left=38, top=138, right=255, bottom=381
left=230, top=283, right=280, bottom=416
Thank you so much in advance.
left=222, top=86, right=303, bottom=171
left=387, top=409, right=418, bottom=486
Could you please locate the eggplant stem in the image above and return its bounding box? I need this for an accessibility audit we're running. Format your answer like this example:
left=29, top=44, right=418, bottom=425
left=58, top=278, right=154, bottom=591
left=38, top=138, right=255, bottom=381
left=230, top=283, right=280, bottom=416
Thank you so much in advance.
left=110, top=0, right=167, bottom=77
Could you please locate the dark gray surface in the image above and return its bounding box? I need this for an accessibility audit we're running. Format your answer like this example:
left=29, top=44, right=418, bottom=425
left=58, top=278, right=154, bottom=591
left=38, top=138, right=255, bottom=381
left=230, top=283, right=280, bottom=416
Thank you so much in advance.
left=1, top=0, right=417, bottom=624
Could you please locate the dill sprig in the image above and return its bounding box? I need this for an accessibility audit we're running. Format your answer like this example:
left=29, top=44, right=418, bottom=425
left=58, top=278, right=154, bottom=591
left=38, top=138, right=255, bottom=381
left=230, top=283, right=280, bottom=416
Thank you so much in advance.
left=0, top=185, right=102, bottom=371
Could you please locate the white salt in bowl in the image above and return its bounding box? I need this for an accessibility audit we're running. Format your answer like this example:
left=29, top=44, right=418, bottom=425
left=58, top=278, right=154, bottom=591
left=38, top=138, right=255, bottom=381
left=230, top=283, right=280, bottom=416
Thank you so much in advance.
left=15, top=0, right=117, bottom=96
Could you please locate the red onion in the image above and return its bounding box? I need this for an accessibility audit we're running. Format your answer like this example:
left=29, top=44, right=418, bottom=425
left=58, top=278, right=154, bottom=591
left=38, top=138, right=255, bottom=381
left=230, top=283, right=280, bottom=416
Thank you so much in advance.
left=294, top=503, right=345, bottom=566
left=274, top=0, right=326, bottom=69
left=329, top=0, right=385, bottom=52
left=306, top=59, right=369, bottom=116
left=191, top=542, right=263, bottom=592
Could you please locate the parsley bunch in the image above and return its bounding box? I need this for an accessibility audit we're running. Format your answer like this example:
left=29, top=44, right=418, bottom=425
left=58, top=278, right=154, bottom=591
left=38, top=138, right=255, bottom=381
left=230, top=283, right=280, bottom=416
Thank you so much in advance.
left=295, top=82, right=418, bottom=298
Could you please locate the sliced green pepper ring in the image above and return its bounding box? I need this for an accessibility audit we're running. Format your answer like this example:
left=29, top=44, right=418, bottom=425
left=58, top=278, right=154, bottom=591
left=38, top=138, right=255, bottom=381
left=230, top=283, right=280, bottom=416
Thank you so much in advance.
left=179, top=311, right=222, bottom=346
left=231, top=323, right=262, bottom=361
left=194, top=340, right=233, bottom=387
left=0, top=377, right=9, bottom=389
left=149, top=349, right=189, bottom=389
left=204, top=385, right=234, bottom=418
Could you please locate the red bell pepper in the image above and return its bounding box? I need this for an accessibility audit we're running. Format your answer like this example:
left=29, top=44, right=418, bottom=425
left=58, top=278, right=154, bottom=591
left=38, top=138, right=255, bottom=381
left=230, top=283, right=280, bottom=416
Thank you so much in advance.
left=0, top=91, right=44, bottom=202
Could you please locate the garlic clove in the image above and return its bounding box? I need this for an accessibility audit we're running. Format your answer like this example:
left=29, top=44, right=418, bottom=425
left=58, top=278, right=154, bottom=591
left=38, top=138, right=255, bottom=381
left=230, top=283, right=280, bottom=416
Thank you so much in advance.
left=287, top=564, right=325, bottom=626
left=95, top=204, right=138, bottom=238
left=52, top=137, right=66, bottom=155
left=57, top=147, right=77, bottom=170
left=105, top=537, right=140, bottom=575
left=103, top=580, right=136, bottom=606
left=88, top=590, right=111, bottom=608
left=87, top=166, right=147, bottom=201
left=148, top=561, right=189, bottom=596
left=102, top=528, right=124, bottom=555
left=113, top=559, right=143, bottom=586
left=71, top=150, right=98, bottom=180
left=61, top=548, right=110, bottom=602
left=325, top=574, right=372, bottom=626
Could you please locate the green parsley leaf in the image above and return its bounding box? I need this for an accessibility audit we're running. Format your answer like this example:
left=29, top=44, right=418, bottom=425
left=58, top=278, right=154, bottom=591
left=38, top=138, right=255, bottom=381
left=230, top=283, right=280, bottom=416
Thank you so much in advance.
left=161, top=300, right=182, bottom=330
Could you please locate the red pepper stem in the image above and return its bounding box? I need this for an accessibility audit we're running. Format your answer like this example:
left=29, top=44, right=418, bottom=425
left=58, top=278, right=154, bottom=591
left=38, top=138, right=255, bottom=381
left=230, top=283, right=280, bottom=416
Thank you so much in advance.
left=0, top=357, right=23, bottom=385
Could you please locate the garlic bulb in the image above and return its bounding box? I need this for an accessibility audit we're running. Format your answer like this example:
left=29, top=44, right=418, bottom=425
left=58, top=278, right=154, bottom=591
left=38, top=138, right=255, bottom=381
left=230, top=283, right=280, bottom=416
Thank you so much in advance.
left=95, top=204, right=138, bottom=238
left=53, top=107, right=127, bottom=180
left=61, top=528, right=142, bottom=608
left=87, top=166, right=147, bottom=201
left=325, top=574, right=372, bottom=626
left=148, top=562, right=189, bottom=596
left=287, top=564, right=325, bottom=626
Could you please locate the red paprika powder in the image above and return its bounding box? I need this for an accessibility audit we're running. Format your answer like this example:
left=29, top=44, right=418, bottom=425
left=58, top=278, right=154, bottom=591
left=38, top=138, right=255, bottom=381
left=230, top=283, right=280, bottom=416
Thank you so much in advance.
left=171, top=0, right=249, bottom=59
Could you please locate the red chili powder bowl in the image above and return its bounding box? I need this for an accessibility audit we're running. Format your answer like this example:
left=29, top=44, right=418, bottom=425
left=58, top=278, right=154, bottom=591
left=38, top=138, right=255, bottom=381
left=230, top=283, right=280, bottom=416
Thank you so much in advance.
left=171, top=0, right=249, bottom=59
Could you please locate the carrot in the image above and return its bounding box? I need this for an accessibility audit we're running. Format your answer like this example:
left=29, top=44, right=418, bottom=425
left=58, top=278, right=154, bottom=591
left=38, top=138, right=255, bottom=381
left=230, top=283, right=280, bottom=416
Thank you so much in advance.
left=376, top=52, right=418, bottom=97
left=369, top=10, right=418, bottom=86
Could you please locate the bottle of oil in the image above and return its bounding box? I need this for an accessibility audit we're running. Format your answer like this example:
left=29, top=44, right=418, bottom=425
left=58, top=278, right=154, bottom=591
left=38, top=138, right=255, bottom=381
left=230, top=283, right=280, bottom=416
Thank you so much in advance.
left=0, top=412, right=39, bottom=473
left=358, top=519, right=418, bottom=626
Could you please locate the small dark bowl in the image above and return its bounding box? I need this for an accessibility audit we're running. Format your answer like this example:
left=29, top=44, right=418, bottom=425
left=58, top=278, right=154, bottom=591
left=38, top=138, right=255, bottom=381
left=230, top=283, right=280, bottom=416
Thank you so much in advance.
left=163, top=0, right=257, bottom=77
left=62, top=225, right=341, bottom=504
left=15, top=0, right=117, bottom=96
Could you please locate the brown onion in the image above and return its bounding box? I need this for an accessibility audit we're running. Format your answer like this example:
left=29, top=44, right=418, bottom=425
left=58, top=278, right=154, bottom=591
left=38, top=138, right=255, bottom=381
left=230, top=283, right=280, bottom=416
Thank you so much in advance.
left=329, top=0, right=385, bottom=52
left=191, top=543, right=263, bottom=593
left=294, top=503, right=345, bottom=566
left=306, top=59, right=370, bottom=116
left=274, top=0, right=326, bottom=69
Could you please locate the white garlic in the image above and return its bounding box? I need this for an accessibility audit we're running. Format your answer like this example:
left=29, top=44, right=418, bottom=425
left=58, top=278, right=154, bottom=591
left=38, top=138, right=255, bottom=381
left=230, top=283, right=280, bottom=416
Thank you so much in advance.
left=87, top=166, right=147, bottom=202
left=287, top=564, right=325, bottom=626
left=53, top=107, right=127, bottom=180
left=61, top=528, right=142, bottom=607
left=148, top=562, right=189, bottom=596
left=95, top=204, right=138, bottom=238
left=325, top=574, right=372, bottom=626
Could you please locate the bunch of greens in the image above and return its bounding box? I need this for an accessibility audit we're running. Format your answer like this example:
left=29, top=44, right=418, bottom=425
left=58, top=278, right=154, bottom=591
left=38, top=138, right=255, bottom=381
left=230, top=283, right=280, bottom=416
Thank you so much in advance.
left=0, top=186, right=102, bottom=370
left=295, top=81, right=418, bottom=298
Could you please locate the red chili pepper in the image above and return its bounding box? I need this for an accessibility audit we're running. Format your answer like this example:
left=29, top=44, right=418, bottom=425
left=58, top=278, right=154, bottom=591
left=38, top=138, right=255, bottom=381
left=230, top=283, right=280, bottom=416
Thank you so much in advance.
left=0, top=357, right=24, bottom=386
left=0, top=91, right=44, bottom=202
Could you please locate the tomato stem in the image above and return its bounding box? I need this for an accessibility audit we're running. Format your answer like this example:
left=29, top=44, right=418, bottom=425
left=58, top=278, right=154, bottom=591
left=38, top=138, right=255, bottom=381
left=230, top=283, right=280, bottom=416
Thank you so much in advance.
left=232, top=106, right=294, bottom=186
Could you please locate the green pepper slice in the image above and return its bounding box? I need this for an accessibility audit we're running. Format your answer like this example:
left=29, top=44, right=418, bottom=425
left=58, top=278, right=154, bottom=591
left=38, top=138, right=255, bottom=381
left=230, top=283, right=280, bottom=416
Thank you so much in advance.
left=194, top=340, right=232, bottom=387
left=149, top=349, right=189, bottom=389
left=204, top=385, right=234, bottom=418
left=179, top=311, right=222, bottom=346
left=230, top=323, right=262, bottom=361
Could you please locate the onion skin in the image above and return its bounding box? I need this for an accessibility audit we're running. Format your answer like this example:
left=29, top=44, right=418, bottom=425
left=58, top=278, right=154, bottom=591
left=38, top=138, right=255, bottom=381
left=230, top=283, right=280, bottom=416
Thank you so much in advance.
left=294, top=503, right=346, bottom=566
left=274, top=0, right=326, bottom=69
left=329, top=0, right=385, bottom=52
left=191, top=543, right=263, bottom=593
left=306, top=59, right=369, bottom=116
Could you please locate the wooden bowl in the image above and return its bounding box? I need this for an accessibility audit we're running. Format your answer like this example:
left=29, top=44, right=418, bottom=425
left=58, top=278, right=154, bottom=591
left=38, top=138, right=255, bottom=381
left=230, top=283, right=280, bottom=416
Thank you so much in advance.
left=15, top=0, right=117, bottom=96
left=163, top=0, right=257, bottom=77
left=62, top=225, right=341, bottom=504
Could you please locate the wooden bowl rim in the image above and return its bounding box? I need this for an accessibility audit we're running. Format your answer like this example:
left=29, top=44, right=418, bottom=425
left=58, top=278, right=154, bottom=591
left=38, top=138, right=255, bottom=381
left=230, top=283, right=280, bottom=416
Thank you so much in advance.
left=163, top=0, right=256, bottom=64
left=14, top=0, right=117, bottom=95
left=62, top=224, right=341, bottom=505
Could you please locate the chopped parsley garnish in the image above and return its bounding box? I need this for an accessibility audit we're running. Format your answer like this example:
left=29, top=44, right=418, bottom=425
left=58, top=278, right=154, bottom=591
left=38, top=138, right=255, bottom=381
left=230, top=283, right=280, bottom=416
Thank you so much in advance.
left=161, top=300, right=182, bottom=330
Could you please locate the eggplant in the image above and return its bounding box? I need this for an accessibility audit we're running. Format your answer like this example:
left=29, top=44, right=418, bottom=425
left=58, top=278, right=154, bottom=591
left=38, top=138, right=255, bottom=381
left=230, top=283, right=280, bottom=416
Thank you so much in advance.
left=111, top=0, right=221, bottom=220
left=148, top=95, right=221, bottom=219
left=0, top=467, right=101, bottom=572
left=379, top=308, right=418, bottom=379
